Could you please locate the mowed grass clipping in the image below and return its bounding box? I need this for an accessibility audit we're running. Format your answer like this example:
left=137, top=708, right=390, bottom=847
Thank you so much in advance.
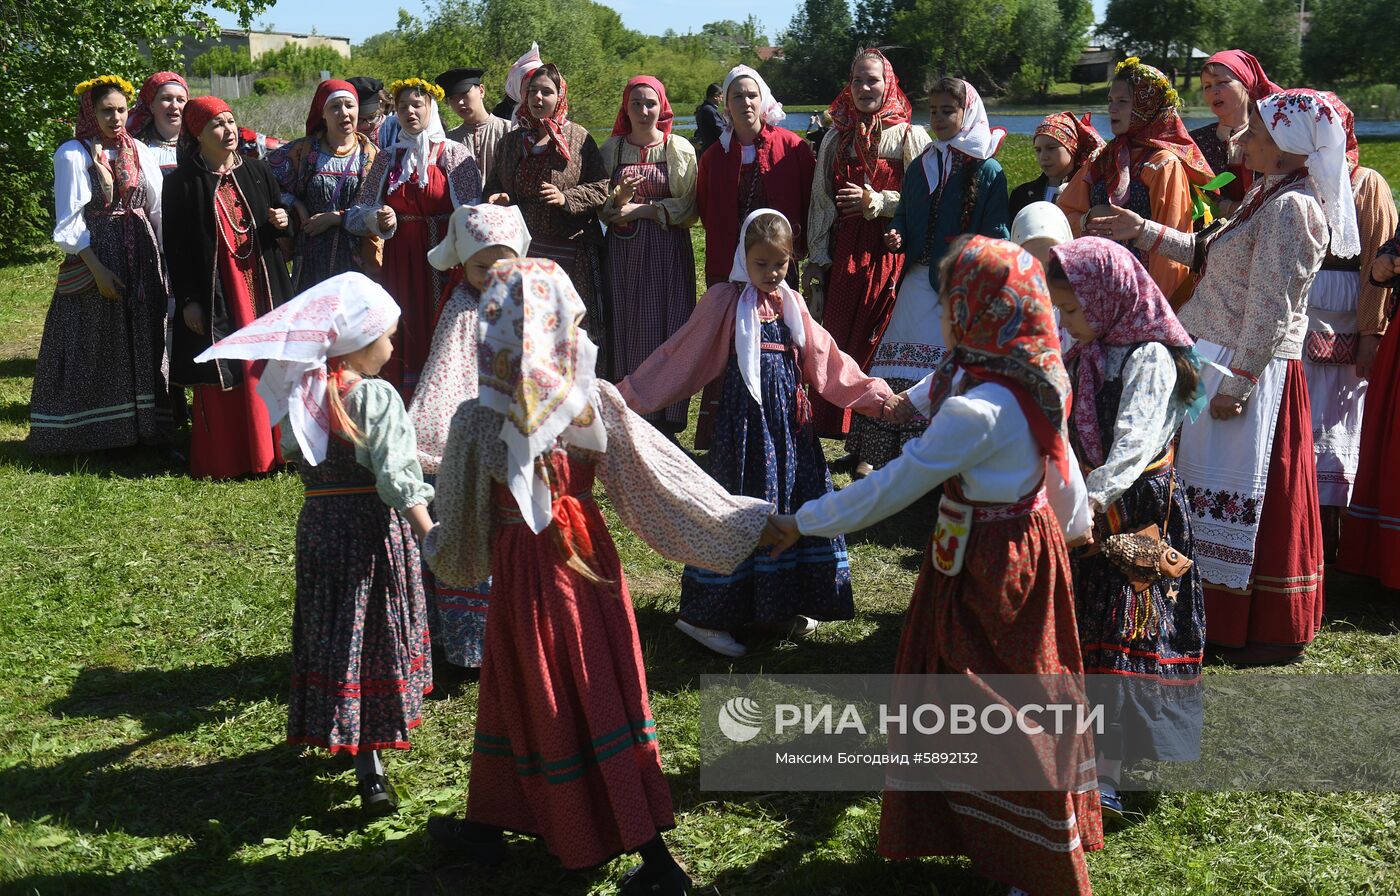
left=3, top=137, right=1400, bottom=895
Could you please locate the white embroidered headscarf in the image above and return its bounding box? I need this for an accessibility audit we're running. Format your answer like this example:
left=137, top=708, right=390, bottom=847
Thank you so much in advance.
left=428, top=204, right=532, bottom=271
left=194, top=272, right=400, bottom=465
left=729, top=207, right=808, bottom=406
left=1012, top=201, right=1074, bottom=247
left=477, top=258, right=606, bottom=533
left=719, top=65, right=786, bottom=152
left=390, top=85, right=447, bottom=194
left=1257, top=89, right=1361, bottom=258
left=505, top=42, right=543, bottom=104
left=922, top=79, right=1006, bottom=194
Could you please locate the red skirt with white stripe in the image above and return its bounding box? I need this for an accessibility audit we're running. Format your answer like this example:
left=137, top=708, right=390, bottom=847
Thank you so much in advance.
left=1340, top=312, right=1400, bottom=587
left=878, top=487, right=1102, bottom=896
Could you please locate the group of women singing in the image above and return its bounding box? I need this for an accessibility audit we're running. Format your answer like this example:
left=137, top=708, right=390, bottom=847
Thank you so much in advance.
left=29, top=40, right=1400, bottom=895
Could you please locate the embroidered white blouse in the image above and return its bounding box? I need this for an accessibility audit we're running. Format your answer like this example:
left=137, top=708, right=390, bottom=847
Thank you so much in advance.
left=53, top=139, right=165, bottom=252
left=796, top=381, right=1092, bottom=541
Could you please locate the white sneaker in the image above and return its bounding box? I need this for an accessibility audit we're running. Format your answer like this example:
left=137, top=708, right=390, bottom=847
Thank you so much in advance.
left=786, top=615, right=820, bottom=638
left=675, top=620, right=747, bottom=657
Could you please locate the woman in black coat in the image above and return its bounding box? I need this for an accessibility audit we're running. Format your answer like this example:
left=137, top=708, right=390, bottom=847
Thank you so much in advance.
left=163, top=95, right=293, bottom=479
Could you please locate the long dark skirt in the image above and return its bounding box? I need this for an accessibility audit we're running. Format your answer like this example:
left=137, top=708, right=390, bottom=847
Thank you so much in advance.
left=679, top=318, right=854, bottom=629
left=288, top=443, right=432, bottom=753
left=1073, top=465, right=1205, bottom=763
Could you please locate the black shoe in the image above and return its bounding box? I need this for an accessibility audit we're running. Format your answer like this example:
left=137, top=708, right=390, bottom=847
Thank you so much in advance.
left=619, top=863, right=692, bottom=895
left=358, top=774, right=399, bottom=817
left=426, top=815, right=506, bottom=866
left=159, top=444, right=188, bottom=468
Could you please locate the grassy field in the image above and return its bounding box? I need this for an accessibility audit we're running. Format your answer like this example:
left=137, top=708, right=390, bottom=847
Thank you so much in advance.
left=3, top=138, right=1400, bottom=895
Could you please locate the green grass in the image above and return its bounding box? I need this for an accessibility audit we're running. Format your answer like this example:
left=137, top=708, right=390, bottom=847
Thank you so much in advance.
left=4, top=152, right=1400, bottom=895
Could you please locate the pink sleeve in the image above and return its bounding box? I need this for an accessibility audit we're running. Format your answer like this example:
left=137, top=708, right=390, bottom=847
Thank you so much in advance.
left=796, top=299, right=893, bottom=415
left=618, top=285, right=737, bottom=415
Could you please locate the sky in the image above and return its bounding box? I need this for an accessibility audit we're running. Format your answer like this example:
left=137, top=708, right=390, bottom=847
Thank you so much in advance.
left=211, top=0, right=1110, bottom=46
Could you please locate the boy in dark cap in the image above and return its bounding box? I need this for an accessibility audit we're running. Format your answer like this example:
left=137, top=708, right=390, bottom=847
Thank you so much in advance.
left=436, top=67, right=512, bottom=187
left=349, top=75, right=400, bottom=150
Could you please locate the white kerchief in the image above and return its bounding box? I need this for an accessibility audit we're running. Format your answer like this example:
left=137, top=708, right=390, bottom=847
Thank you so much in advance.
left=1258, top=90, right=1361, bottom=258
left=194, top=272, right=400, bottom=465
left=428, top=204, right=532, bottom=271
left=390, top=97, right=446, bottom=194
left=719, top=65, right=786, bottom=152
left=728, top=207, right=807, bottom=406
left=921, top=80, right=1005, bottom=194
left=505, top=42, right=543, bottom=104
left=477, top=259, right=606, bottom=533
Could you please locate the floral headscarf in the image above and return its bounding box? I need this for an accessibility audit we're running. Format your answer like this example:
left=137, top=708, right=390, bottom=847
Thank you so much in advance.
left=927, top=236, right=1071, bottom=478
left=194, top=272, right=401, bottom=466
left=1202, top=49, right=1282, bottom=103
left=826, top=49, right=912, bottom=182
left=477, top=258, right=605, bottom=534
left=514, top=62, right=572, bottom=163
left=1093, top=58, right=1214, bottom=205
left=610, top=75, right=674, bottom=138
left=126, top=71, right=187, bottom=138
left=74, top=76, right=141, bottom=206
left=1034, top=111, right=1106, bottom=174
left=1050, top=237, right=1199, bottom=467
left=1258, top=89, right=1360, bottom=258
left=428, top=203, right=532, bottom=271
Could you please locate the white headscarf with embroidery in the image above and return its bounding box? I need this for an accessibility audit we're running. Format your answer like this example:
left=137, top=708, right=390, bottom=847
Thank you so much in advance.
left=391, top=86, right=447, bottom=194
left=505, top=42, right=543, bottom=105
left=728, top=207, right=807, bottom=406
left=719, top=65, right=786, bottom=152
left=1258, top=89, right=1361, bottom=258
left=476, top=259, right=606, bottom=533
left=428, top=203, right=532, bottom=271
left=194, top=272, right=401, bottom=465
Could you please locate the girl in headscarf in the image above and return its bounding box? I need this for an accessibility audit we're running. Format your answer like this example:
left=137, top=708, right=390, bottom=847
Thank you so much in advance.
left=1060, top=57, right=1214, bottom=306
left=619, top=209, right=898, bottom=657
left=1045, top=236, right=1207, bottom=819
left=164, top=95, right=294, bottom=480
left=196, top=272, right=433, bottom=817
left=346, top=77, right=482, bottom=402
left=267, top=80, right=382, bottom=291
left=422, top=259, right=772, bottom=893
left=29, top=75, right=175, bottom=458
left=847, top=76, right=1010, bottom=477
left=127, top=71, right=188, bottom=175
left=805, top=49, right=930, bottom=445
left=695, top=64, right=816, bottom=289
left=1191, top=49, right=1282, bottom=212
left=485, top=47, right=611, bottom=377
left=600, top=75, right=699, bottom=434
left=1010, top=111, right=1105, bottom=220
left=1305, top=94, right=1398, bottom=558
left=409, top=203, right=531, bottom=671
left=1087, top=88, right=1354, bottom=664
left=767, top=235, right=1100, bottom=896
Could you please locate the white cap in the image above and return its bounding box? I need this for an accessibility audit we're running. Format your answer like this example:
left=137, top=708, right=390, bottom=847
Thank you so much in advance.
left=1012, top=201, right=1073, bottom=247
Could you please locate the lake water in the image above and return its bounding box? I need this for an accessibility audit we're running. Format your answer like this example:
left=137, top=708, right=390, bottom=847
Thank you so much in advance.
left=671, top=111, right=1400, bottom=138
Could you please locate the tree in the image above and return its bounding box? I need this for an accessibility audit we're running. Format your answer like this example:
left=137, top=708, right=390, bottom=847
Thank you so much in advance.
left=253, top=44, right=346, bottom=83
left=774, top=0, right=856, bottom=103
left=1301, top=0, right=1396, bottom=85
left=1099, top=0, right=1234, bottom=87
left=1224, top=0, right=1301, bottom=85
left=192, top=45, right=252, bottom=77
left=0, top=0, right=273, bottom=261
left=894, top=0, right=1020, bottom=89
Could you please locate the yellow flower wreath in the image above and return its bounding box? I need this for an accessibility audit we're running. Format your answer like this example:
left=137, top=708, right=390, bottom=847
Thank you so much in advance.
left=386, top=77, right=445, bottom=102
left=1113, top=57, right=1182, bottom=109
left=73, top=75, right=135, bottom=99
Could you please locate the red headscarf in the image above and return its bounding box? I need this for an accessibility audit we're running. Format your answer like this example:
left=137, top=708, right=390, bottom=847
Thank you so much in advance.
left=126, top=71, right=187, bottom=137
left=73, top=79, right=141, bottom=206
left=1034, top=111, right=1106, bottom=174
left=1092, top=59, right=1214, bottom=205
left=515, top=62, right=572, bottom=163
left=610, top=75, right=674, bottom=139
left=305, top=79, right=359, bottom=136
left=1050, top=237, right=1193, bottom=468
left=826, top=49, right=912, bottom=181
left=928, top=236, right=1072, bottom=479
left=1202, top=50, right=1283, bottom=103
left=184, top=95, right=233, bottom=140
left=1320, top=90, right=1359, bottom=172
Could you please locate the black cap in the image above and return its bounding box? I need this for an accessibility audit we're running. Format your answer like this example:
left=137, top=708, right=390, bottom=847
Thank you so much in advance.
left=347, top=76, right=384, bottom=102
left=435, top=68, right=485, bottom=98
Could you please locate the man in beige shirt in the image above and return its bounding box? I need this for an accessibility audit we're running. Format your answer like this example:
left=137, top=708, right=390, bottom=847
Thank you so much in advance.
left=436, top=67, right=513, bottom=189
